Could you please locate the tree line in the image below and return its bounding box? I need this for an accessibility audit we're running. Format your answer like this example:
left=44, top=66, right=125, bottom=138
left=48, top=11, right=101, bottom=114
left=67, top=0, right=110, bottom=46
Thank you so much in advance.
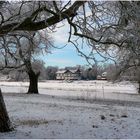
left=1, top=62, right=138, bottom=82
left=0, top=62, right=102, bottom=81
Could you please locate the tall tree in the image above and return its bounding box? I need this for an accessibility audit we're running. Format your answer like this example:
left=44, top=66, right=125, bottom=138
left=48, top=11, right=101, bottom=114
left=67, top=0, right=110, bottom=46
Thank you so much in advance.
left=0, top=1, right=85, bottom=132
left=0, top=31, right=51, bottom=93
left=0, top=0, right=139, bottom=132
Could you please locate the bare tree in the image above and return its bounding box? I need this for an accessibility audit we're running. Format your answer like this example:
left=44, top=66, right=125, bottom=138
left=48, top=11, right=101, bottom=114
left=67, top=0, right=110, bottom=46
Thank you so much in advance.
left=0, top=1, right=86, bottom=132
left=0, top=0, right=139, bottom=132
left=106, top=2, right=140, bottom=93
left=0, top=31, right=52, bottom=93
left=0, top=1, right=86, bottom=35
left=0, top=31, right=51, bottom=131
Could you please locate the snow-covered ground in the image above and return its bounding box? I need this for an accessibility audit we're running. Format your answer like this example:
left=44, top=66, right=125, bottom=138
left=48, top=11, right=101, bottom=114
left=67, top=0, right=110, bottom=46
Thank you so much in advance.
left=0, top=80, right=139, bottom=102
left=0, top=80, right=140, bottom=138
left=1, top=93, right=140, bottom=139
left=0, top=80, right=137, bottom=94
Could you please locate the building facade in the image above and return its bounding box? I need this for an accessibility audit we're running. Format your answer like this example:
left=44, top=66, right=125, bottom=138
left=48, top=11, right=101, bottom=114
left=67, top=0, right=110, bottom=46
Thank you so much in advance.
left=56, top=69, right=81, bottom=80
left=97, top=72, right=107, bottom=80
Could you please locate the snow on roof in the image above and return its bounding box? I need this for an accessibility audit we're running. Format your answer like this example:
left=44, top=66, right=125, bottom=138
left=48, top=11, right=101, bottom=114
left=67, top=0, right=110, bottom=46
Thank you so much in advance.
left=70, top=69, right=80, bottom=73
left=56, top=70, right=67, bottom=74
left=56, top=69, right=80, bottom=74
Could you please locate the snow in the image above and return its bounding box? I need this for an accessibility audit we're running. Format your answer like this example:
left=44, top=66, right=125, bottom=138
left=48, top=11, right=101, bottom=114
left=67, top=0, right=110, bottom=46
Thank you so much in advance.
left=0, top=80, right=137, bottom=95
left=0, top=80, right=140, bottom=138
left=1, top=93, right=140, bottom=139
left=0, top=80, right=138, bottom=102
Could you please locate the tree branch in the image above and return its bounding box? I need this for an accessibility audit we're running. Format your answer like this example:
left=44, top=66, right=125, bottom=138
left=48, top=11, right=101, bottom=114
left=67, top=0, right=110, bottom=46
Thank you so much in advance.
left=0, top=1, right=86, bottom=36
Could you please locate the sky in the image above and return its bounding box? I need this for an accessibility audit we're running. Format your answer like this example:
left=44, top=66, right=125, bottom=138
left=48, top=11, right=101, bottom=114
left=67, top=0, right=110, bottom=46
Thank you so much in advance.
left=37, top=2, right=114, bottom=69
left=36, top=2, right=98, bottom=69
left=39, top=21, right=93, bottom=68
left=38, top=21, right=109, bottom=68
left=44, top=46, right=89, bottom=68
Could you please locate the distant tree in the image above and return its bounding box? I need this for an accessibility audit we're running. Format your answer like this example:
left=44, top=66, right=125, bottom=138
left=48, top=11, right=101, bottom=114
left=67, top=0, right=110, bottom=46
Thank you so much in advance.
left=8, top=60, right=46, bottom=81
left=99, top=64, right=117, bottom=81
left=80, top=65, right=97, bottom=80
left=81, top=68, right=88, bottom=80
left=46, top=66, right=58, bottom=80
left=9, top=69, right=27, bottom=81
left=87, top=67, right=97, bottom=80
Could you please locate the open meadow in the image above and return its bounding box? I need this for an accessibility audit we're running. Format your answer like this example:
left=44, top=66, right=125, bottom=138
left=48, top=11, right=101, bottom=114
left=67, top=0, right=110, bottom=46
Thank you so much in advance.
left=0, top=80, right=140, bottom=139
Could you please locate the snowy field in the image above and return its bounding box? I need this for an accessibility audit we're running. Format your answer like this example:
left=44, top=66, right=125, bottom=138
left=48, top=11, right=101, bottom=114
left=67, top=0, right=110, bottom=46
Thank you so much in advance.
left=1, top=93, right=140, bottom=139
left=0, top=80, right=139, bottom=102
left=0, top=80, right=138, bottom=94
left=1, top=80, right=140, bottom=138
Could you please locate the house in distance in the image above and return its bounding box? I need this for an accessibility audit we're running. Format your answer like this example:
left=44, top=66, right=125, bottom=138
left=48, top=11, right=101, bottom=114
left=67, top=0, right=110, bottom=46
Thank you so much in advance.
left=56, top=68, right=81, bottom=80
left=97, top=72, right=107, bottom=80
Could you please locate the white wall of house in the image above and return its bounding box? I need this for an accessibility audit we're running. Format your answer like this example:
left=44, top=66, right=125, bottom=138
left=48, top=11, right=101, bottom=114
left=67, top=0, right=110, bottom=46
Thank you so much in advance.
left=56, top=71, right=81, bottom=80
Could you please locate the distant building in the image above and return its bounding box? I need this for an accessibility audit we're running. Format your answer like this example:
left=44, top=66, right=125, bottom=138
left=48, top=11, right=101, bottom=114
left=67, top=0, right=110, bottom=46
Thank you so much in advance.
left=97, top=72, right=107, bottom=80
left=56, top=68, right=81, bottom=80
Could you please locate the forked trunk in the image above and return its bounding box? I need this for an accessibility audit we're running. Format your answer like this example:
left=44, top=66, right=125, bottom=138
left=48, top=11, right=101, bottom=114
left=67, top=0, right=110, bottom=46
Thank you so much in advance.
left=27, top=70, right=40, bottom=94
left=0, top=89, right=12, bottom=132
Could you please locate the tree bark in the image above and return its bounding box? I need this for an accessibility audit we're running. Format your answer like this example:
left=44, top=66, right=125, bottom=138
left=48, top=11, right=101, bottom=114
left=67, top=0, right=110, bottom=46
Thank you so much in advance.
left=138, top=81, right=140, bottom=94
left=27, top=70, right=40, bottom=94
left=0, top=89, right=12, bottom=132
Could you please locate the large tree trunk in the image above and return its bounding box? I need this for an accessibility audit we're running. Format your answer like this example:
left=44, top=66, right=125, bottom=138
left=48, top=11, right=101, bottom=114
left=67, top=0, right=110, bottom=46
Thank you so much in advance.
left=0, top=89, right=12, bottom=132
left=27, top=70, right=40, bottom=94
left=138, top=81, right=140, bottom=94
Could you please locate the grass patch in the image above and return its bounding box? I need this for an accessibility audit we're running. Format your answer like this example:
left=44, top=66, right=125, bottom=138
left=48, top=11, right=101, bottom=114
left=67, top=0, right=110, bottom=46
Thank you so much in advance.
left=19, top=119, right=49, bottom=126
left=16, top=119, right=63, bottom=127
